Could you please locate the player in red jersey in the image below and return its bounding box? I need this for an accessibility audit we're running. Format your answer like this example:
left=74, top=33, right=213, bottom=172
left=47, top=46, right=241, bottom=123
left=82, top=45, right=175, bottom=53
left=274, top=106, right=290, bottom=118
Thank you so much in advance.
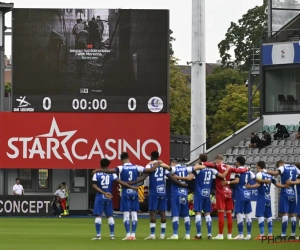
left=200, top=154, right=248, bottom=240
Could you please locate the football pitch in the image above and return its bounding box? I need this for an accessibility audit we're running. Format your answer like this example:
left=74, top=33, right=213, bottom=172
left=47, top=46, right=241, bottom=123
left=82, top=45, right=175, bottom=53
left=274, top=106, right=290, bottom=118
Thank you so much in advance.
left=0, top=217, right=299, bottom=250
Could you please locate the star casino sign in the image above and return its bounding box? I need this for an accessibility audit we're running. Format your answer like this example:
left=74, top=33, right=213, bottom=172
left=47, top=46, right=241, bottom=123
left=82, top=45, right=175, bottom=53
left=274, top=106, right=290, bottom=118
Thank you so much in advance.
left=0, top=113, right=170, bottom=169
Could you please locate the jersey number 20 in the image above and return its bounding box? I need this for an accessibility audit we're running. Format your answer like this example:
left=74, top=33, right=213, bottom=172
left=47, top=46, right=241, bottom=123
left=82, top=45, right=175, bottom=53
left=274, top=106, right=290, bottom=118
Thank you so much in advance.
left=101, top=175, right=110, bottom=185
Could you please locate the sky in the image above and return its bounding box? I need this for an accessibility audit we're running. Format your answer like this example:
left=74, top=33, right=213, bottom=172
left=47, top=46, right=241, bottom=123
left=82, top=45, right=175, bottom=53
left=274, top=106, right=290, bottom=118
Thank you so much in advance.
left=4, top=0, right=264, bottom=64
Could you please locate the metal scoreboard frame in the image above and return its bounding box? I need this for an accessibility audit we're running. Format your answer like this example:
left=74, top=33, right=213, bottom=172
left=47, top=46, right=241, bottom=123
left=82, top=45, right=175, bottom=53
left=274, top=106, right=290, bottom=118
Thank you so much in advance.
left=11, top=8, right=170, bottom=113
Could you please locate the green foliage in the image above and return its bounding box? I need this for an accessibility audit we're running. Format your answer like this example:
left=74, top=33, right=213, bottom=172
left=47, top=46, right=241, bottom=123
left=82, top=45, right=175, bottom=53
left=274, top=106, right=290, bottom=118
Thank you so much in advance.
left=218, top=0, right=267, bottom=70
left=169, top=59, right=191, bottom=135
left=169, top=29, right=175, bottom=58
left=206, top=67, right=247, bottom=141
left=5, top=82, right=11, bottom=93
left=210, top=84, right=260, bottom=145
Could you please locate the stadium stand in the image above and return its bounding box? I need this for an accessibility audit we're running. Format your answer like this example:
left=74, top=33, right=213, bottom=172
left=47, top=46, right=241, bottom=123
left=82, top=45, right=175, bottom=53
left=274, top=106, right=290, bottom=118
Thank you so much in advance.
left=223, top=123, right=300, bottom=168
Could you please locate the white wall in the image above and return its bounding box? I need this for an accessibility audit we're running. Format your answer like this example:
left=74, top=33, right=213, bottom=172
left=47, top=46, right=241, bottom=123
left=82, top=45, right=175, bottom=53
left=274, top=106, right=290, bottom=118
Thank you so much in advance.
left=263, top=113, right=300, bottom=126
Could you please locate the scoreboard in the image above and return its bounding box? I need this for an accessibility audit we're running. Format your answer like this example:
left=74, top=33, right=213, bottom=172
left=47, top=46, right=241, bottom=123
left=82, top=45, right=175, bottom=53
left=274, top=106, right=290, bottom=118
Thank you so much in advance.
left=12, top=8, right=169, bottom=113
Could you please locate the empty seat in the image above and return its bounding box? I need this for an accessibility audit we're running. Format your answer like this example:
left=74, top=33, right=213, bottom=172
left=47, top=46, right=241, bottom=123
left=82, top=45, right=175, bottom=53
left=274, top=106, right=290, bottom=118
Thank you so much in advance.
left=238, top=148, right=246, bottom=155
left=271, top=140, right=278, bottom=147
left=286, top=147, right=294, bottom=155
left=259, top=125, right=269, bottom=132
left=232, top=148, right=239, bottom=155
left=274, top=155, right=281, bottom=162
left=253, top=148, right=259, bottom=154
left=261, top=156, right=268, bottom=161
left=238, top=141, right=245, bottom=147
left=278, top=140, right=286, bottom=146
left=225, top=148, right=232, bottom=155
left=295, top=124, right=299, bottom=132
left=268, top=164, right=276, bottom=169
left=287, top=155, right=295, bottom=163
left=246, top=156, right=253, bottom=164
left=244, top=140, right=250, bottom=147
left=288, top=124, right=295, bottom=132
left=279, top=148, right=287, bottom=154
left=269, top=125, right=276, bottom=133
left=259, top=148, right=266, bottom=155
left=226, top=156, right=233, bottom=163
left=268, top=155, right=274, bottom=162
left=253, top=155, right=260, bottom=162
left=292, top=140, right=299, bottom=146
left=273, top=148, right=280, bottom=154
left=294, top=148, right=300, bottom=155
left=266, top=148, right=273, bottom=155
left=286, top=140, right=292, bottom=146
left=282, top=156, right=288, bottom=162
left=295, top=156, right=300, bottom=162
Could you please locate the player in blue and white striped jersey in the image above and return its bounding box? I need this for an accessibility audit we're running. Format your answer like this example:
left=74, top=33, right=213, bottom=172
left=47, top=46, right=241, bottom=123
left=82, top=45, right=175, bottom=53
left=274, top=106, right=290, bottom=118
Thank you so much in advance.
left=267, top=160, right=300, bottom=237
left=92, top=152, right=165, bottom=240
left=92, top=158, right=138, bottom=240
left=128, top=151, right=186, bottom=240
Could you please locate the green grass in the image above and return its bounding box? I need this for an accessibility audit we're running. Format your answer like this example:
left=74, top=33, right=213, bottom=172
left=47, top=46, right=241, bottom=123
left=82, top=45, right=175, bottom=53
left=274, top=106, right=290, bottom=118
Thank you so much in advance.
left=0, top=218, right=299, bottom=250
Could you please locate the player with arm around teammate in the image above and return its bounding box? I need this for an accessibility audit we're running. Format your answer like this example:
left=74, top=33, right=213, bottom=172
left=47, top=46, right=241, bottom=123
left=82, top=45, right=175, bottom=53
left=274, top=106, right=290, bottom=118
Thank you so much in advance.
left=163, top=160, right=206, bottom=240
left=174, top=153, right=230, bottom=239
left=267, top=160, right=300, bottom=238
left=201, top=154, right=249, bottom=240
left=285, top=162, right=300, bottom=239
left=224, top=156, right=255, bottom=240
left=92, top=152, right=163, bottom=240
left=245, top=160, right=290, bottom=240
left=127, top=151, right=187, bottom=240
left=92, top=158, right=138, bottom=240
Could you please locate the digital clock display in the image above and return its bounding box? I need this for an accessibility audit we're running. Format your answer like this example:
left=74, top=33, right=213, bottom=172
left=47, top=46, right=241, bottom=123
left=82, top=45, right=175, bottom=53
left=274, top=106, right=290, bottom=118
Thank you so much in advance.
left=12, top=8, right=169, bottom=113
left=13, top=96, right=166, bottom=112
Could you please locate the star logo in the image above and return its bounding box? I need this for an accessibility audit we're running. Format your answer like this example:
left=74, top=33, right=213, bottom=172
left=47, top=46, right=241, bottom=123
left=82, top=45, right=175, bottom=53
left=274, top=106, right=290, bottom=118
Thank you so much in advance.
left=37, top=117, right=77, bottom=163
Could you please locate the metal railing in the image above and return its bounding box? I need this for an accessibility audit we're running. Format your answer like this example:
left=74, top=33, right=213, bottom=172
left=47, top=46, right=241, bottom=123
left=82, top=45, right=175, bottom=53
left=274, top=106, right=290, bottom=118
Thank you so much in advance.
left=263, top=28, right=300, bottom=43
left=174, top=118, right=252, bottom=163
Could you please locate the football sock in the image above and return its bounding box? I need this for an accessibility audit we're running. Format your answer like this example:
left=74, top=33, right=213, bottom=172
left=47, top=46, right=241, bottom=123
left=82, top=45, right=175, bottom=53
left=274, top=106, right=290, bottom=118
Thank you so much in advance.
left=131, top=212, right=138, bottom=237
left=258, top=217, right=264, bottom=235
left=108, top=217, right=115, bottom=236
left=245, top=214, right=252, bottom=235
left=218, top=212, right=224, bottom=234
left=95, top=217, right=102, bottom=236
left=172, top=217, right=179, bottom=235
left=226, top=212, right=233, bottom=234
left=184, top=217, right=191, bottom=235
left=161, top=223, right=166, bottom=235
left=205, top=215, right=212, bottom=235
left=267, top=217, right=272, bottom=235
left=195, top=215, right=202, bottom=236
left=236, top=213, right=244, bottom=235
left=150, top=223, right=156, bottom=236
left=281, top=215, right=288, bottom=236
left=291, top=217, right=296, bottom=236
left=123, top=212, right=130, bottom=236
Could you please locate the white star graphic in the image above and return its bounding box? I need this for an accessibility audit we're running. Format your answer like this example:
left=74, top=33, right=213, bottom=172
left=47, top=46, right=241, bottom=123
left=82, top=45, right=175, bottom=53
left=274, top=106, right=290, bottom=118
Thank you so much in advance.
left=37, top=117, right=77, bottom=164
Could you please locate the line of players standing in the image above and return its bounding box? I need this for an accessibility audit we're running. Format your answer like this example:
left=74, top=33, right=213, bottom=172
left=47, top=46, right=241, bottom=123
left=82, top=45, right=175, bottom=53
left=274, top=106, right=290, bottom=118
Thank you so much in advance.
left=91, top=151, right=300, bottom=240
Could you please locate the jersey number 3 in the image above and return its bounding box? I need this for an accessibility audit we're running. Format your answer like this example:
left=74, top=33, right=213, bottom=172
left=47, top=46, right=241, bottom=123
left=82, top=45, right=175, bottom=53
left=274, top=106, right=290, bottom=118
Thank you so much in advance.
left=128, top=171, right=133, bottom=181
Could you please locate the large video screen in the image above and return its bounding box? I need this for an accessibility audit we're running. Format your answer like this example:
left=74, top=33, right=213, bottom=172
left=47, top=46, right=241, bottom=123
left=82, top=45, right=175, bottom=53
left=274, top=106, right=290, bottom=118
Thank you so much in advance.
left=12, top=9, right=169, bottom=112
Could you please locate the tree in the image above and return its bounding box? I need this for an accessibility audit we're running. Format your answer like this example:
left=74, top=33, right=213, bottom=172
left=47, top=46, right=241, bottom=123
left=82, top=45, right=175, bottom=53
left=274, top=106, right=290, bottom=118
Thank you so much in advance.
left=218, top=0, right=267, bottom=70
left=169, top=60, right=191, bottom=135
left=169, top=30, right=191, bottom=135
left=206, top=67, right=247, bottom=141
left=210, top=84, right=260, bottom=145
